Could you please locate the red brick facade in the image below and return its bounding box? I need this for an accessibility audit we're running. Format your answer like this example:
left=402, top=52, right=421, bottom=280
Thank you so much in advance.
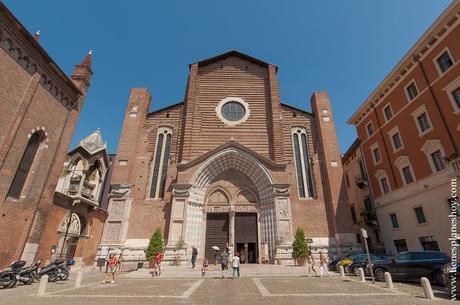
left=0, top=3, right=92, bottom=267
left=100, top=50, right=357, bottom=268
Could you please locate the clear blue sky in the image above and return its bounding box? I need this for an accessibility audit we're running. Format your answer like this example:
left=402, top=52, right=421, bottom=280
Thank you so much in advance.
left=5, top=0, right=452, bottom=154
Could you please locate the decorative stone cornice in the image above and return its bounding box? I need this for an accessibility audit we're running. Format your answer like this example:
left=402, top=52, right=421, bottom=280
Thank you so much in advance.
left=0, top=3, right=81, bottom=110
left=172, top=184, right=192, bottom=197
left=272, top=184, right=290, bottom=197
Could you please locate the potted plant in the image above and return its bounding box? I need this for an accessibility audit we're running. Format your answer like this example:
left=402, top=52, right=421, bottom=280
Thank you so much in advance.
left=292, top=228, right=309, bottom=266
left=174, top=239, right=186, bottom=266
left=146, top=228, right=164, bottom=268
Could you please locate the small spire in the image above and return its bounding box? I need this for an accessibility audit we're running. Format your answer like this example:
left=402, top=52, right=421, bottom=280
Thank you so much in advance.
left=33, top=30, right=40, bottom=41
left=80, top=49, right=92, bottom=69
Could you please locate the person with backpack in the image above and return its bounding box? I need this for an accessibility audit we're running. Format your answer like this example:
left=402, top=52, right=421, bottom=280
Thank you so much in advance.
left=102, top=252, right=118, bottom=283
left=218, top=251, right=228, bottom=279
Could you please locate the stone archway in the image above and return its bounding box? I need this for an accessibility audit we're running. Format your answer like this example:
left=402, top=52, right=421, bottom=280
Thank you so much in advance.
left=166, top=146, right=293, bottom=263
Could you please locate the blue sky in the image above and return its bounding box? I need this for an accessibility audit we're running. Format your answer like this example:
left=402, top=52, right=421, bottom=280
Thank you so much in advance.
left=5, top=0, right=452, bottom=154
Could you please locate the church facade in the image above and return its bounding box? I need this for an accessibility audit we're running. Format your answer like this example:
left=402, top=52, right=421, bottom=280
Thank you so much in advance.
left=99, top=51, right=357, bottom=269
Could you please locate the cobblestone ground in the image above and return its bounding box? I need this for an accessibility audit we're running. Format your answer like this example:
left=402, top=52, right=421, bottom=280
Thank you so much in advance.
left=0, top=269, right=455, bottom=305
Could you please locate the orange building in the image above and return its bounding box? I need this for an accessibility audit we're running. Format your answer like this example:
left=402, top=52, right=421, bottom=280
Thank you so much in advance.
left=348, top=1, right=460, bottom=254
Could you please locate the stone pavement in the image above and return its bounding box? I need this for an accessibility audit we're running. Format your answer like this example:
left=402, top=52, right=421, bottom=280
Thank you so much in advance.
left=0, top=265, right=454, bottom=305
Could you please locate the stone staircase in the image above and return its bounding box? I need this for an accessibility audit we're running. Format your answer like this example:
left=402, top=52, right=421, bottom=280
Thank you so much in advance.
left=123, top=263, right=339, bottom=279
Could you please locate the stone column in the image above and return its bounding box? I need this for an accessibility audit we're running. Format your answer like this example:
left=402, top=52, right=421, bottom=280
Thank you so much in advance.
left=272, top=184, right=294, bottom=264
left=164, top=184, right=191, bottom=264
left=229, top=205, right=235, bottom=251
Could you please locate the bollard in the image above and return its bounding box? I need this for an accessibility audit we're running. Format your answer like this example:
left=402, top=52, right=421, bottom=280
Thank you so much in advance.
left=384, top=272, right=393, bottom=289
left=75, top=267, right=83, bottom=288
left=358, top=268, right=365, bottom=282
left=37, top=275, right=48, bottom=295
left=338, top=265, right=345, bottom=277
left=421, top=277, right=435, bottom=300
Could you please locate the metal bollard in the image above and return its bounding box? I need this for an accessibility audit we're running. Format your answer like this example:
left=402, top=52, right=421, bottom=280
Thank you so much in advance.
left=358, top=267, right=365, bottom=282
left=37, top=275, right=48, bottom=295
left=384, top=272, right=393, bottom=289
left=421, top=277, right=435, bottom=300
left=75, top=267, right=83, bottom=288
left=338, top=265, right=345, bottom=277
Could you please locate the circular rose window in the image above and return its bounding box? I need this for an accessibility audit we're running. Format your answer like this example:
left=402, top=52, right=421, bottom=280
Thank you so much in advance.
left=221, top=101, right=246, bottom=122
left=215, top=97, right=250, bottom=126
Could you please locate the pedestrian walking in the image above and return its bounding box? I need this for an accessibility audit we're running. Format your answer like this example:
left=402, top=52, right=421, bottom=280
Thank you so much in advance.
left=232, top=252, right=240, bottom=279
left=307, top=251, right=317, bottom=276
left=219, top=251, right=228, bottom=279
left=153, top=251, right=162, bottom=277
left=191, top=246, right=198, bottom=269
left=201, top=257, right=209, bottom=276
left=319, top=251, right=329, bottom=276
left=102, top=252, right=118, bottom=283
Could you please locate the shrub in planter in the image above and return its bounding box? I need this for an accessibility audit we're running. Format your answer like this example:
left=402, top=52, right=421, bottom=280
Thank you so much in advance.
left=292, top=228, right=309, bottom=266
left=146, top=228, right=164, bottom=267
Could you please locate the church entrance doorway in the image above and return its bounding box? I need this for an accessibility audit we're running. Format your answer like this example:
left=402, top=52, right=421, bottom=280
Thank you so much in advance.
left=234, top=213, right=258, bottom=263
left=205, top=213, right=229, bottom=264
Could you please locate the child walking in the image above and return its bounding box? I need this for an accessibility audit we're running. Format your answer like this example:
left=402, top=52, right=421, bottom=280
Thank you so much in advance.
left=232, top=252, right=240, bottom=279
left=201, top=257, right=209, bottom=276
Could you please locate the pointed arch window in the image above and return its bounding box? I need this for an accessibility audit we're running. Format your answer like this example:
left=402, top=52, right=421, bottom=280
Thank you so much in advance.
left=8, top=132, right=43, bottom=199
left=292, top=128, right=315, bottom=199
left=149, top=127, right=173, bottom=199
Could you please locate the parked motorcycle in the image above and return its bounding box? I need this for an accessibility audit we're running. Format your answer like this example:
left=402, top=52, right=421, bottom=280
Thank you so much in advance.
left=38, top=258, right=63, bottom=282
left=57, top=259, right=74, bottom=281
left=12, top=259, right=42, bottom=285
left=0, top=261, right=25, bottom=288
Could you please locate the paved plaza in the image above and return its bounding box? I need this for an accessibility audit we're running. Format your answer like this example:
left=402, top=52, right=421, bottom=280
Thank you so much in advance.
left=0, top=265, right=454, bottom=305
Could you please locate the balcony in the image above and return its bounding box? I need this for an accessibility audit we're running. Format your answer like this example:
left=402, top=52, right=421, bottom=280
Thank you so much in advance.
left=363, top=209, right=377, bottom=226
left=67, top=175, right=81, bottom=196
left=355, top=175, right=368, bottom=189
left=447, top=153, right=460, bottom=174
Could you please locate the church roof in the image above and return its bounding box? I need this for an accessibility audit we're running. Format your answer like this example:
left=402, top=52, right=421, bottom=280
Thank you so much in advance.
left=190, top=50, right=278, bottom=71
left=76, top=129, right=107, bottom=154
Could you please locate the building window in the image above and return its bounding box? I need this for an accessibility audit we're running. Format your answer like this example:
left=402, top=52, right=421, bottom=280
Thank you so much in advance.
left=345, top=173, right=350, bottom=188
left=366, top=122, right=374, bottom=136
left=401, top=166, right=414, bottom=184
left=149, top=128, right=172, bottom=199
left=394, top=239, right=408, bottom=253
left=7, top=132, right=43, bottom=199
left=416, top=112, right=431, bottom=133
left=391, top=132, right=402, bottom=150
left=419, top=236, right=440, bottom=251
left=436, top=50, right=454, bottom=73
left=451, top=86, right=460, bottom=110
left=372, top=147, right=381, bottom=163
left=406, top=81, right=419, bottom=101
left=351, top=206, right=357, bottom=224
left=383, top=104, right=393, bottom=121
left=380, top=177, right=390, bottom=194
left=390, top=213, right=399, bottom=228
left=292, top=128, right=315, bottom=199
left=358, top=159, right=367, bottom=181
left=221, top=101, right=246, bottom=122
left=431, top=150, right=445, bottom=171
left=414, top=207, right=427, bottom=224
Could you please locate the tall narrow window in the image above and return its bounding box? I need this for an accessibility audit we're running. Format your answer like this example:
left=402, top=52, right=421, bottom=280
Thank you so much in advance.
left=451, top=86, right=460, bottom=110
left=292, top=128, right=314, bottom=198
left=8, top=132, right=42, bottom=198
left=406, top=81, right=419, bottom=101
left=149, top=128, right=173, bottom=199
left=436, top=51, right=453, bottom=73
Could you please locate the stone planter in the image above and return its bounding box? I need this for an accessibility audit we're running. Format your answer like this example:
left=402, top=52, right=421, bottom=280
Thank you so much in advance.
left=297, top=258, right=306, bottom=266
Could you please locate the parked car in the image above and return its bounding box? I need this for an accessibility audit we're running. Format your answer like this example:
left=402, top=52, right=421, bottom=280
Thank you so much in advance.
left=442, top=261, right=459, bottom=293
left=335, top=253, right=365, bottom=271
left=346, top=254, right=389, bottom=276
left=328, top=253, right=354, bottom=271
left=373, top=251, right=449, bottom=285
